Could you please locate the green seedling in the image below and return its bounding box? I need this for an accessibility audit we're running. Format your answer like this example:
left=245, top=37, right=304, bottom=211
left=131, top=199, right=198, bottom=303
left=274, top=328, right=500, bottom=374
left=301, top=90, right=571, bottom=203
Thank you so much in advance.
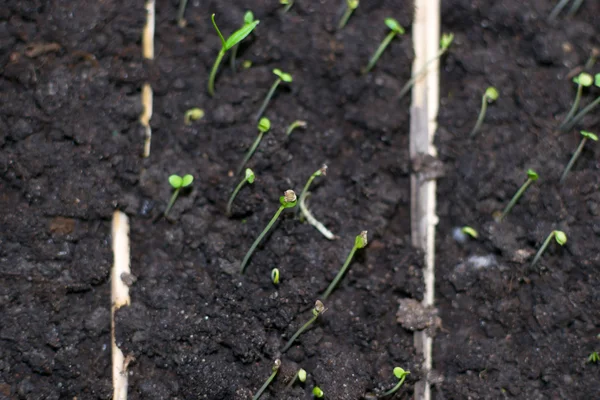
left=338, top=0, right=359, bottom=30
left=560, top=130, right=597, bottom=183
left=549, top=0, right=585, bottom=20
left=252, top=359, right=281, bottom=400
left=286, top=120, right=307, bottom=136
left=177, top=0, right=189, bottom=27
left=380, top=367, right=410, bottom=398
left=282, top=300, right=326, bottom=352
left=240, top=190, right=297, bottom=274
left=285, top=368, right=307, bottom=389
left=461, top=226, right=479, bottom=239
left=362, top=18, right=405, bottom=74
left=255, top=69, right=293, bottom=121
left=588, top=351, right=599, bottom=363
left=561, top=73, right=600, bottom=132
left=531, top=230, right=567, bottom=267
left=164, top=174, right=193, bottom=217
left=497, top=169, right=539, bottom=222
left=322, top=231, right=368, bottom=299
left=227, top=168, right=255, bottom=216
left=271, top=268, right=280, bottom=284
left=208, top=14, right=260, bottom=96
left=230, top=11, right=255, bottom=72
left=237, top=118, right=271, bottom=176
left=469, top=87, right=499, bottom=138
left=397, top=33, right=454, bottom=100
left=312, top=386, right=324, bottom=398
left=298, top=165, right=336, bottom=240
left=280, top=0, right=294, bottom=13
left=184, top=108, right=204, bottom=125
left=559, top=73, right=593, bottom=129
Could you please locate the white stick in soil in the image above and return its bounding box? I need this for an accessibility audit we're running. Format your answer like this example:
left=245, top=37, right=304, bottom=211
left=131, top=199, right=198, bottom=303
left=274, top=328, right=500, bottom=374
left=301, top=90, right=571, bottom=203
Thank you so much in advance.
left=111, top=211, right=131, bottom=400
left=141, top=0, right=155, bottom=158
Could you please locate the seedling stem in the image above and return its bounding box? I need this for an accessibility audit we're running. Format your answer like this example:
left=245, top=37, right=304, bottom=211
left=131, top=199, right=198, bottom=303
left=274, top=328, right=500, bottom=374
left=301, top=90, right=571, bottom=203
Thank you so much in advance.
left=338, top=0, right=359, bottom=30
left=362, top=18, right=405, bottom=74
left=548, top=0, right=571, bottom=20
left=322, top=231, right=368, bottom=299
left=164, top=174, right=193, bottom=217
left=560, top=131, right=597, bottom=183
left=380, top=367, right=410, bottom=397
left=177, top=0, right=188, bottom=27
left=470, top=87, right=499, bottom=138
left=252, top=359, right=281, bottom=400
left=287, top=120, right=307, bottom=136
left=227, top=168, right=255, bottom=216
left=237, top=118, right=271, bottom=176
left=280, top=0, right=294, bottom=13
left=497, top=169, right=538, bottom=222
left=255, top=69, right=293, bottom=121
left=282, top=300, right=326, bottom=352
left=531, top=230, right=567, bottom=267
left=559, top=73, right=593, bottom=129
left=285, top=368, right=307, bottom=389
left=561, top=73, right=600, bottom=132
left=312, top=386, right=324, bottom=398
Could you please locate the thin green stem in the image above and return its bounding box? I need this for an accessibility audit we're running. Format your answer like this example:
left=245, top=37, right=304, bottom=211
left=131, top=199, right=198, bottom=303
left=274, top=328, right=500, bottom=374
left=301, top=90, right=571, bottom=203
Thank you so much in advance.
left=531, top=231, right=556, bottom=267
left=177, top=0, right=188, bottom=26
left=230, top=43, right=239, bottom=72
left=380, top=374, right=407, bottom=397
left=252, top=369, right=279, bottom=400
left=560, top=137, right=587, bottom=183
left=237, top=132, right=264, bottom=176
left=548, top=0, right=570, bottom=20
left=282, top=313, right=319, bottom=352
left=208, top=49, right=225, bottom=97
left=282, top=0, right=294, bottom=13
left=498, top=179, right=533, bottom=222
left=562, top=96, right=600, bottom=132
left=567, top=0, right=584, bottom=17
left=397, top=48, right=446, bottom=100
left=559, top=83, right=583, bottom=129
left=255, top=79, right=281, bottom=121
left=470, top=95, right=489, bottom=138
left=285, top=372, right=299, bottom=389
left=164, top=188, right=181, bottom=217
left=363, top=31, right=397, bottom=74
left=322, top=245, right=358, bottom=300
left=226, top=177, right=248, bottom=216
left=240, top=206, right=284, bottom=273
left=338, top=6, right=354, bottom=30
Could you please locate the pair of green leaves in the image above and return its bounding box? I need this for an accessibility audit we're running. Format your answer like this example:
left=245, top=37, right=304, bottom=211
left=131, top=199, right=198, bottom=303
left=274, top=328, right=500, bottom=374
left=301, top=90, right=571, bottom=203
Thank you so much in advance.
left=211, top=13, right=259, bottom=52
left=169, top=174, right=193, bottom=189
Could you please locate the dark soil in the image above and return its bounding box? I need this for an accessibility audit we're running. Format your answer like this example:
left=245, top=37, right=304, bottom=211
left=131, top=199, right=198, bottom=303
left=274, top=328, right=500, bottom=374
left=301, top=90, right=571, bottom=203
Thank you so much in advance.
left=1, top=0, right=425, bottom=399
left=435, top=0, right=600, bottom=398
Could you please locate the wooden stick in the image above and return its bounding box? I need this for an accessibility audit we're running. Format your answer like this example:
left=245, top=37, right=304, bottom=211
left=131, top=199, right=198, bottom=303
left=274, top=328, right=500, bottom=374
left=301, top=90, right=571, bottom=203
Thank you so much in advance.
left=141, top=0, right=155, bottom=158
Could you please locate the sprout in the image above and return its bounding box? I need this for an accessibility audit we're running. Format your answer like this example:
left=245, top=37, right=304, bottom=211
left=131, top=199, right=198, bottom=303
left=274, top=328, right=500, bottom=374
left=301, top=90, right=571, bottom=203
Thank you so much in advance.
left=497, top=169, right=539, bottom=222
left=397, top=33, right=454, bottom=100
left=164, top=174, right=193, bottom=217
left=338, top=0, right=359, bottom=30
left=469, top=87, right=499, bottom=138
left=362, top=18, right=405, bottom=74
left=588, top=351, right=599, bottom=364
left=230, top=11, right=256, bottom=72
left=252, top=359, right=281, bottom=400
left=236, top=118, right=271, bottom=176
left=561, top=73, right=600, bottom=132
left=298, top=165, right=336, bottom=240
left=271, top=268, right=280, bottom=285
left=177, top=0, right=189, bottom=27
left=240, top=190, right=297, bottom=274
left=282, top=300, right=326, bottom=352
left=461, top=226, right=479, bottom=239
left=226, top=168, right=255, bottom=216
left=559, top=73, right=593, bottom=130
left=184, top=108, right=205, bottom=125
left=286, top=120, right=307, bottom=136
left=531, top=230, right=567, bottom=267
left=312, top=386, right=324, bottom=398
left=285, top=368, right=307, bottom=389
left=255, top=69, right=293, bottom=121
left=280, top=0, right=294, bottom=13
left=322, top=231, right=368, bottom=299
left=208, top=14, right=260, bottom=96
left=380, top=367, right=410, bottom=397
left=560, top=130, right=597, bottom=183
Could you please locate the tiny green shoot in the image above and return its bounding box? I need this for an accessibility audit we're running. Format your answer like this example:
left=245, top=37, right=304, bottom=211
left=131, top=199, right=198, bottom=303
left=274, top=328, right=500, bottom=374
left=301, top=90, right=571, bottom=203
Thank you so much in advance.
left=227, top=168, right=255, bottom=216
left=230, top=11, right=256, bottom=72
left=184, top=108, right=205, bottom=125
left=164, top=174, right=193, bottom=217
left=497, top=169, right=539, bottom=222
left=559, top=73, right=593, bottom=129
left=338, top=0, right=359, bottom=30
left=208, top=14, right=260, bottom=96
left=285, top=368, right=307, bottom=389
left=282, top=300, right=326, bottom=352
left=237, top=118, right=271, bottom=176
left=530, top=230, right=567, bottom=267
left=561, top=73, right=600, bottom=132
left=298, top=165, right=336, bottom=240
left=566, top=0, right=585, bottom=17
left=280, top=0, right=294, bottom=13
left=286, top=120, right=307, bottom=136
left=322, top=231, right=368, bottom=299
left=362, top=18, right=405, bottom=74
left=461, top=226, right=479, bottom=239
left=240, top=190, right=297, bottom=274
left=271, top=268, right=280, bottom=285
left=397, top=33, right=454, bottom=100
left=560, top=130, right=597, bottom=183
left=548, top=0, right=571, bottom=20
left=588, top=351, right=599, bottom=364
left=252, top=359, right=281, bottom=400
left=380, top=367, right=410, bottom=398
left=255, top=69, right=293, bottom=121
left=177, top=0, right=189, bottom=27
left=312, top=386, right=324, bottom=398
left=469, top=87, right=499, bottom=138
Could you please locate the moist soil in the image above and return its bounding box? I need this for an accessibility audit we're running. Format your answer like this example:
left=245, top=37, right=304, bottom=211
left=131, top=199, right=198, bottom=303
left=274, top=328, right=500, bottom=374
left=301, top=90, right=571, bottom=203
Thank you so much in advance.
left=1, top=1, right=425, bottom=399
left=435, top=0, right=600, bottom=398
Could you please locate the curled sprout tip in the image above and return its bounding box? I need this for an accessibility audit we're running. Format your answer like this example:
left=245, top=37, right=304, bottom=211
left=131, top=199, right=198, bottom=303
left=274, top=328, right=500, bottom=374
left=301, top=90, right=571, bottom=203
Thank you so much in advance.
left=384, top=18, right=404, bottom=34
left=273, top=68, right=293, bottom=83
left=526, top=169, right=539, bottom=181
left=271, top=268, right=280, bottom=284
left=245, top=168, right=256, bottom=183
left=485, top=87, right=499, bottom=102
left=461, top=226, right=478, bottom=238
left=574, top=72, right=593, bottom=87
left=273, top=359, right=281, bottom=371
left=298, top=369, right=307, bottom=382
left=440, top=33, right=454, bottom=50
left=554, top=231, right=567, bottom=245
left=258, top=117, right=271, bottom=133
left=581, top=130, right=598, bottom=141
left=393, top=367, right=409, bottom=379
left=355, top=231, right=368, bottom=248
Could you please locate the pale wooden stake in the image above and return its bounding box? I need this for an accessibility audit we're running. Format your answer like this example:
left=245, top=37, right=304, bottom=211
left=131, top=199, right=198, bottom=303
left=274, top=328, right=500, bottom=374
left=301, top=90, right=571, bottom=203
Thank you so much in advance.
left=141, top=0, right=155, bottom=158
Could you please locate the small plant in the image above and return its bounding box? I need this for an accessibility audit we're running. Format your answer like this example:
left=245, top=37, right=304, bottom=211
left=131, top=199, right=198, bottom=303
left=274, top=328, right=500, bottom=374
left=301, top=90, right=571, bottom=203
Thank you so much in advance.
left=338, top=0, right=359, bottom=30
left=230, top=11, right=256, bottom=72
left=164, top=174, right=193, bottom=217
left=285, top=368, right=307, bottom=389
left=461, top=226, right=479, bottom=239
left=588, top=351, right=599, bottom=364
left=312, top=386, right=324, bottom=398
left=469, top=87, right=499, bottom=138
left=237, top=118, right=271, bottom=176
left=298, top=165, right=336, bottom=240
left=286, top=120, right=307, bottom=136
left=280, top=0, right=294, bottom=13
left=252, top=359, right=281, bottom=400
left=177, top=0, right=189, bottom=27
left=362, top=18, right=405, bottom=74
left=208, top=14, right=260, bottom=96
left=560, top=130, right=597, bottom=183
left=255, top=69, right=293, bottom=121
left=322, top=231, right=368, bottom=299
left=226, top=168, right=255, bottom=216
left=496, top=169, right=539, bottom=222
left=240, top=190, right=297, bottom=274
left=397, top=33, right=454, bottom=100
left=380, top=367, right=410, bottom=398
left=530, top=230, right=567, bottom=267
left=184, top=107, right=204, bottom=125
left=559, top=73, right=593, bottom=129
left=561, top=73, right=600, bottom=132
left=282, top=300, right=326, bottom=352
left=271, top=268, right=280, bottom=285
